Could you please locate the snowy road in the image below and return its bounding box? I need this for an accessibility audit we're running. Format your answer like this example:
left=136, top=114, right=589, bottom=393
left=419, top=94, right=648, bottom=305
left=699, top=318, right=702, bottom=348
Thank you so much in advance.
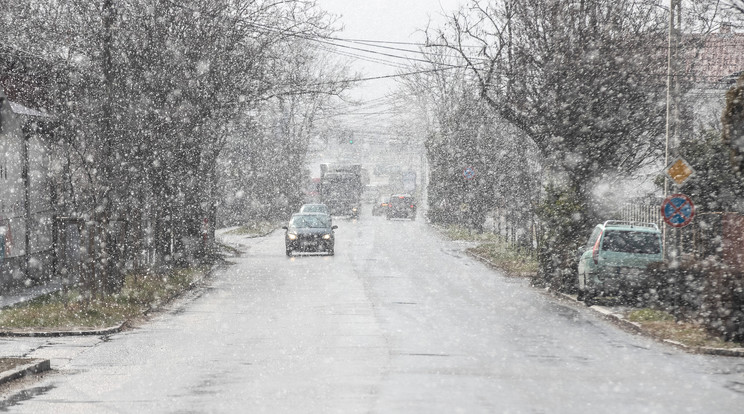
left=2, top=210, right=744, bottom=413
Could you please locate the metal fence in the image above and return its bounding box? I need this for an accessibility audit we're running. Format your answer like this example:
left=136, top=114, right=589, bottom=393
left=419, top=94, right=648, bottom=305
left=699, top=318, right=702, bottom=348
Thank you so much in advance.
left=618, top=202, right=744, bottom=271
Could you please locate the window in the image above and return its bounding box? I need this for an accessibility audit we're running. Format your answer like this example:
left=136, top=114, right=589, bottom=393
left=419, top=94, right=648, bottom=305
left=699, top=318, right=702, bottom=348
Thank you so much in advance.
left=602, top=230, right=661, bottom=254
left=586, top=228, right=602, bottom=249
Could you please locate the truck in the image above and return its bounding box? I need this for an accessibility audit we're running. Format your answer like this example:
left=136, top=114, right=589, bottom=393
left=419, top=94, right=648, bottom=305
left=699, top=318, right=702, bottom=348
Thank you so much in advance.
left=319, top=163, right=363, bottom=217
left=388, top=169, right=417, bottom=195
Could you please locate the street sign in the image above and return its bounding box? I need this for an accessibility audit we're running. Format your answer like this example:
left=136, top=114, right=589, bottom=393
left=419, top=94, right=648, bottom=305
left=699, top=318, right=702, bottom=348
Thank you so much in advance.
left=463, top=166, right=476, bottom=180
left=661, top=193, right=695, bottom=228
left=665, top=157, right=694, bottom=186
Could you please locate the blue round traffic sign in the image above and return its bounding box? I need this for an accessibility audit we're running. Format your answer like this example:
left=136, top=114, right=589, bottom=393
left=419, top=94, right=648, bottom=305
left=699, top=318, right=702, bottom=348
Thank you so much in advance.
left=661, top=193, right=695, bottom=228
left=463, top=166, right=476, bottom=180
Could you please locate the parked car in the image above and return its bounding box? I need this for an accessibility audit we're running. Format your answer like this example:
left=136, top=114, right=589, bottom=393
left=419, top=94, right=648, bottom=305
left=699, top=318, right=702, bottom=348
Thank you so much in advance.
left=299, top=203, right=330, bottom=215
left=386, top=194, right=416, bottom=220
left=372, top=196, right=389, bottom=216
left=577, top=220, right=663, bottom=305
left=282, top=213, right=337, bottom=256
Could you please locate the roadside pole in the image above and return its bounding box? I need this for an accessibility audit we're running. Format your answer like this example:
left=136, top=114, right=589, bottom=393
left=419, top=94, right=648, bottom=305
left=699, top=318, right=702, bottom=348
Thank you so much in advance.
left=663, top=0, right=682, bottom=259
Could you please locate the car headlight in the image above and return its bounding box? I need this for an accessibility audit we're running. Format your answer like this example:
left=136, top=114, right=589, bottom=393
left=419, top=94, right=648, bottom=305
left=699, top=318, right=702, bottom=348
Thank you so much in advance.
left=352, top=207, right=358, bottom=212
left=287, top=233, right=298, bottom=240
left=322, top=234, right=331, bottom=240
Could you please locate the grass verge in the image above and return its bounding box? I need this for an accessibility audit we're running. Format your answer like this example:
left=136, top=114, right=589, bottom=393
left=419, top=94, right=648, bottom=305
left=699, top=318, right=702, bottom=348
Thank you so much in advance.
left=439, top=225, right=538, bottom=277
left=468, top=243, right=538, bottom=277
left=225, top=221, right=279, bottom=237
left=0, top=267, right=207, bottom=331
left=626, top=308, right=743, bottom=350
left=440, top=225, right=504, bottom=243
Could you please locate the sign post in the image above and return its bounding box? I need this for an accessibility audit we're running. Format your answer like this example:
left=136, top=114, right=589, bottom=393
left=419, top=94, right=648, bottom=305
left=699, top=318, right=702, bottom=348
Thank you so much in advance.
left=665, top=157, right=694, bottom=186
left=661, top=193, right=695, bottom=228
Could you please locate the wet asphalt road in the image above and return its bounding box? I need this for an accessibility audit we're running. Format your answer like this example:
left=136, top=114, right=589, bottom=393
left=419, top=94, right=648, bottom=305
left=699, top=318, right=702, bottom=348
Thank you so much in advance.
left=2, top=210, right=744, bottom=413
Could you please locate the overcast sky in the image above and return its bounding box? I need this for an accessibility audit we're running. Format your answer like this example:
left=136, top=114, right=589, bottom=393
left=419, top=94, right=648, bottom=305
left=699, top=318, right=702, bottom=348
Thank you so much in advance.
left=317, top=0, right=464, bottom=101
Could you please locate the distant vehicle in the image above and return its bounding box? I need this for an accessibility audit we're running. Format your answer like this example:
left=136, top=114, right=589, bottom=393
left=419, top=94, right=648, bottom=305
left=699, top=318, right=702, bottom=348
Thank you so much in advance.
left=303, top=177, right=321, bottom=203
left=320, top=163, right=363, bottom=217
left=299, top=203, right=330, bottom=215
left=577, top=220, right=663, bottom=305
left=372, top=196, right=389, bottom=216
left=282, top=213, right=337, bottom=256
left=362, top=184, right=380, bottom=203
left=388, top=169, right=417, bottom=195
left=386, top=194, right=416, bottom=220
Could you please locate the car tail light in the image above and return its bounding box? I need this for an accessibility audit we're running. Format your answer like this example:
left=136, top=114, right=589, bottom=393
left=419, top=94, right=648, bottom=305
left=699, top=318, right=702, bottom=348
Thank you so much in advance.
left=592, top=231, right=603, bottom=264
left=410, top=205, right=414, bottom=208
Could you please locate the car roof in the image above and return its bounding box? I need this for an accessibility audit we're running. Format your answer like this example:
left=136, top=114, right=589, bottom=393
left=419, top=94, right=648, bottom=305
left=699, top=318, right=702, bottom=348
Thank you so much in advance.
left=292, top=212, right=329, bottom=217
left=390, top=194, right=413, bottom=198
left=598, top=220, right=660, bottom=233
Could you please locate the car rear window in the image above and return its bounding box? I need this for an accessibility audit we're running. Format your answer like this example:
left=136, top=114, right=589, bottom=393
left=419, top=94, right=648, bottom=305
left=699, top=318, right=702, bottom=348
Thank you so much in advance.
left=602, top=230, right=661, bottom=254
left=390, top=196, right=413, bottom=206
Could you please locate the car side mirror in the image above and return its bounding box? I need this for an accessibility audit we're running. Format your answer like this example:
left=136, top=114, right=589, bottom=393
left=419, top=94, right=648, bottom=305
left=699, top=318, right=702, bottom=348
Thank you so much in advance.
left=332, top=225, right=338, bottom=230
left=281, top=226, right=288, bottom=230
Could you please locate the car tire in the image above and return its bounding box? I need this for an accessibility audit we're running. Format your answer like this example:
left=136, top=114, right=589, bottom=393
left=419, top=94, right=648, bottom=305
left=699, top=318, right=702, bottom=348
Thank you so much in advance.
left=286, top=248, right=292, bottom=257
left=577, top=272, right=585, bottom=301
left=584, top=290, right=596, bottom=307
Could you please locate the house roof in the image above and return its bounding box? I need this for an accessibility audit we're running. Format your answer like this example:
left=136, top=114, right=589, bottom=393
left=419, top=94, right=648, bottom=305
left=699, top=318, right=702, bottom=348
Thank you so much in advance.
left=9, top=100, right=49, bottom=118
left=692, top=32, right=744, bottom=84
left=0, top=45, right=58, bottom=112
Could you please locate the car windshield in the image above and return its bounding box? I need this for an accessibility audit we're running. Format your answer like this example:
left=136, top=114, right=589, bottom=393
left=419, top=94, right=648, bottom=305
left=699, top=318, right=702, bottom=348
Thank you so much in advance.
left=602, top=230, right=661, bottom=254
left=290, top=214, right=330, bottom=229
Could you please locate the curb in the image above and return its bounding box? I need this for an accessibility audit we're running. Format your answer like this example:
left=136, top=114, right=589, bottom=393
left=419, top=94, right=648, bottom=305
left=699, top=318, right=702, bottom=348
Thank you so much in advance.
left=0, top=322, right=125, bottom=338
left=0, top=264, right=218, bottom=338
left=465, top=245, right=744, bottom=358
left=551, top=290, right=744, bottom=357
left=0, top=358, right=51, bottom=386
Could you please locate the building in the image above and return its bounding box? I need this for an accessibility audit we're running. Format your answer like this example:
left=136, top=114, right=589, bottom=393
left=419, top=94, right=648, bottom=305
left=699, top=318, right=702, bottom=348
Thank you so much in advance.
left=683, top=25, right=744, bottom=131
left=0, top=46, right=57, bottom=288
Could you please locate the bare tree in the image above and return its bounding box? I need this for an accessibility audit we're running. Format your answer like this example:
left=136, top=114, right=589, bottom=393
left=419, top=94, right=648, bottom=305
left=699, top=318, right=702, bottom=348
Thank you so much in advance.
left=0, top=0, right=349, bottom=290
left=424, top=0, right=674, bottom=288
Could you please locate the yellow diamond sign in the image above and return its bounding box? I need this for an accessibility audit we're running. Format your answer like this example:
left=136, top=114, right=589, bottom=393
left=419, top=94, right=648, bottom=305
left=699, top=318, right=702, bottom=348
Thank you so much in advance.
left=665, top=157, right=694, bottom=186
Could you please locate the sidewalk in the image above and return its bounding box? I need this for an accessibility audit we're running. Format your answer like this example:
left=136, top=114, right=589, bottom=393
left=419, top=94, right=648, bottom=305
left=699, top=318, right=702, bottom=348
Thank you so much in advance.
left=0, top=278, right=68, bottom=309
left=0, top=280, right=64, bottom=386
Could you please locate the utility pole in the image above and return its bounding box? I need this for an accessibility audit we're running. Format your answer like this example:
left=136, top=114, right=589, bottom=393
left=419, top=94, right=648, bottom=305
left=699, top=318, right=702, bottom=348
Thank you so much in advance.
left=664, top=0, right=682, bottom=258
left=100, top=0, right=121, bottom=294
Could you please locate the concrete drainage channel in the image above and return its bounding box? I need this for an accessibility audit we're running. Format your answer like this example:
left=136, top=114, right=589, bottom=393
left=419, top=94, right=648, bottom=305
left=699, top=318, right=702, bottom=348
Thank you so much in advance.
left=0, top=324, right=126, bottom=386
